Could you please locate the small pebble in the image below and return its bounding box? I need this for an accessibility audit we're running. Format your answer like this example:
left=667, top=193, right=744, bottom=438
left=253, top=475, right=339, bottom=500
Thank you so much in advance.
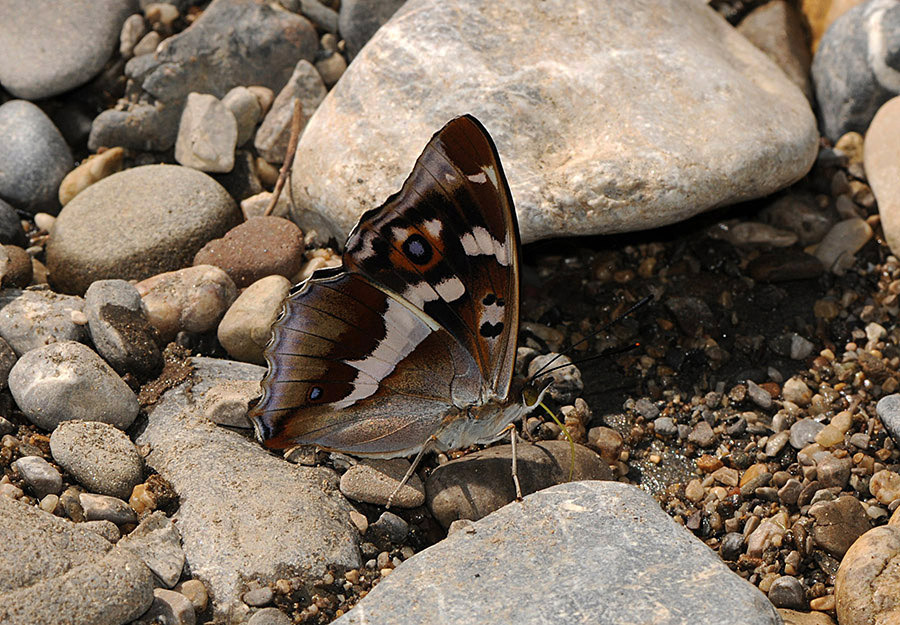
left=12, top=456, right=62, bottom=498
left=50, top=420, right=143, bottom=499
left=176, top=579, right=209, bottom=613
left=248, top=607, right=292, bottom=625
left=768, top=575, right=807, bottom=610
left=244, top=587, right=274, bottom=607
left=370, top=511, right=409, bottom=543
left=79, top=492, right=137, bottom=525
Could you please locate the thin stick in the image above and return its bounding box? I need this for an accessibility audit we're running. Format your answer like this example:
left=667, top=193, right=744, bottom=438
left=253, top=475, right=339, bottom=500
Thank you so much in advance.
left=264, top=98, right=304, bottom=217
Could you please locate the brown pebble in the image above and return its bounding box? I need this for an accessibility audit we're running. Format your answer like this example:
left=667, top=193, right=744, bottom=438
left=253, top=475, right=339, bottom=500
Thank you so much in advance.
left=193, top=216, right=305, bottom=288
left=696, top=454, right=723, bottom=473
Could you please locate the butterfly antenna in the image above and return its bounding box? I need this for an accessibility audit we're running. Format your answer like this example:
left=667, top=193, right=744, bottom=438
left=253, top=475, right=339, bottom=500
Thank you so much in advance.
left=531, top=342, right=642, bottom=380
left=526, top=295, right=653, bottom=382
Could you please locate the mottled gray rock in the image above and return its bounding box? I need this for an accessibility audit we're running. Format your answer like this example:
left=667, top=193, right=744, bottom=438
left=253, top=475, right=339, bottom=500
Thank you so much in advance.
left=89, top=0, right=318, bottom=151
left=135, top=356, right=360, bottom=617
left=0, top=495, right=154, bottom=625
left=0, top=199, right=27, bottom=247
left=338, top=0, right=406, bottom=58
left=0, top=0, right=137, bottom=99
left=426, top=441, right=613, bottom=528
left=12, top=456, right=62, bottom=498
left=46, top=165, right=241, bottom=295
left=120, top=13, right=147, bottom=59
left=50, top=420, right=144, bottom=499
left=292, top=0, right=817, bottom=244
left=9, top=341, right=140, bottom=431
left=877, top=393, right=900, bottom=443
left=255, top=60, right=327, bottom=163
left=334, top=481, right=780, bottom=625
left=0, top=100, right=73, bottom=215
left=133, top=588, right=196, bottom=625
left=0, top=289, right=86, bottom=356
left=340, top=458, right=425, bottom=508
left=811, top=0, right=900, bottom=140
left=119, top=512, right=185, bottom=588
left=175, top=93, right=238, bottom=173
left=84, top=279, right=162, bottom=377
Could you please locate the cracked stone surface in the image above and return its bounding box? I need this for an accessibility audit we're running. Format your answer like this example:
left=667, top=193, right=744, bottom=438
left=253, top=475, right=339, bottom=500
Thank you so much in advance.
left=334, top=481, right=780, bottom=625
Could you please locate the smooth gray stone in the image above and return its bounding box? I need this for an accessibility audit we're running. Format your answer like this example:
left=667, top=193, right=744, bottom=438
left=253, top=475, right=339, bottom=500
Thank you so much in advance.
left=788, top=417, right=825, bottom=449
left=118, top=512, right=185, bottom=588
left=79, top=493, right=138, bottom=525
left=135, top=356, right=360, bottom=618
left=0, top=496, right=154, bottom=625
left=45, top=164, right=240, bottom=295
left=291, top=0, right=817, bottom=244
left=0, top=101, right=73, bottom=215
left=50, top=420, right=144, bottom=499
left=0, top=0, right=137, bottom=99
left=333, top=482, right=779, bottom=625
left=811, top=0, right=900, bottom=140
left=9, top=341, right=139, bottom=431
left=12, top=456, right=63, bottom=498
left=84, top=279, right=162, bottom=377
left=0, top=289, right=86, bottom=356
left=338, top=0, right=406, bottom=58
left=89, top=0, right=318, bottom=151
left=877, top=393, right=900, bottom=444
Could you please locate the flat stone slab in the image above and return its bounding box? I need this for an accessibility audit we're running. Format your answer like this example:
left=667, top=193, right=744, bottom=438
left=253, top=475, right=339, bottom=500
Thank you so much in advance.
left=136, top=356, right=361, bottom=618
left=289, top=0, right=817, bottom=244
left=334, top=481, right=780, bottom=625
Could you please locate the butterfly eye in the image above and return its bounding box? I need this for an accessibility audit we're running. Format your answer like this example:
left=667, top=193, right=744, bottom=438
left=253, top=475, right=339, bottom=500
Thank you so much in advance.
left=402, top=234, right=433, bottom=265
left=308, top=386, right=324, bottom=402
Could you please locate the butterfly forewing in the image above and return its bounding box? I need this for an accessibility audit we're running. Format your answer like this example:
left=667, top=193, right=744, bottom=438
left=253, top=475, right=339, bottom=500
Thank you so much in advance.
left=251, top=115, right=522, bottom=456
left=252, top=272, right=482, bottom=454
left=344, top=115, right=520, bottom=398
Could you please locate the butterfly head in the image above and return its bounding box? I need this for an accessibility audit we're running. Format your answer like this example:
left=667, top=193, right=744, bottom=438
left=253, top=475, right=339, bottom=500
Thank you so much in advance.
left=515, top=375, right=553, bottom=412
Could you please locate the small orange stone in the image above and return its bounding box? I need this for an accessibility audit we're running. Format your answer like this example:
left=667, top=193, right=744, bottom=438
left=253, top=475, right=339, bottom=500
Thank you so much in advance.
left=697, top=454, right=723, bottom=473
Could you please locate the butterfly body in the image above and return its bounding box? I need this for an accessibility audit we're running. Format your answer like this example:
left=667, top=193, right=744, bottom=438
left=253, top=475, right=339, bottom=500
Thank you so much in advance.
left=250, top=115, right=547, bottom=462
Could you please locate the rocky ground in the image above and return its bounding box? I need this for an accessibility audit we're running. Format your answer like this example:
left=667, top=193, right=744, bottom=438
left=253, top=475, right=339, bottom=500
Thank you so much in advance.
left=2, top=0, right=900, bottom=624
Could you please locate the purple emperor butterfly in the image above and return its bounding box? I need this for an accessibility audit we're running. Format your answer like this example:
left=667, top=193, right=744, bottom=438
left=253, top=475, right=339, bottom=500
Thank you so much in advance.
left=250, top=115, right=550, bottom=482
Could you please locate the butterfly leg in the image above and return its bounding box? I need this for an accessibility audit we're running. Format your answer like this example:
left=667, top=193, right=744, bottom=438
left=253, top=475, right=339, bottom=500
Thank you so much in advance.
left=501, top=423, right=523, bottom=501
left=386, top=436, right=436, bottom=510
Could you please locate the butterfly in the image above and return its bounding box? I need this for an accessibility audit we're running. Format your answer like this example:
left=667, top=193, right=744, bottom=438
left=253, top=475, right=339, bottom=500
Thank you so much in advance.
left=249, top=115, right=553, bottom=499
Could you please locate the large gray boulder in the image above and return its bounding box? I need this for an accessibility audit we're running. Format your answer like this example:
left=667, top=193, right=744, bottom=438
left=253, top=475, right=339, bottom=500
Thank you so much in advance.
left=334, top=481, right=780, bottom=625
left=289, top=0, right=817, bottom=244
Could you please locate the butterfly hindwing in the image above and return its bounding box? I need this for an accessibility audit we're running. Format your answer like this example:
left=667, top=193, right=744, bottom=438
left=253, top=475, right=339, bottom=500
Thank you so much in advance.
left=344, top=115, right=520, bottom=398
left=252, top=271, right=482, bottom=455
